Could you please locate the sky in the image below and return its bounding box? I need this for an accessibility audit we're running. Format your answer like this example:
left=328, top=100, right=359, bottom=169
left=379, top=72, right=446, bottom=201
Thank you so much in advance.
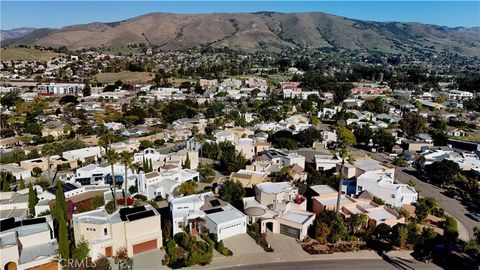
left=1, top=1, right=479, bottom=30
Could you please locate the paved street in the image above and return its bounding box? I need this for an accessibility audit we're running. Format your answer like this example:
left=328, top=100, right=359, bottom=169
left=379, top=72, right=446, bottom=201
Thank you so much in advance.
left=396, top=167, right=477, bottom=241
left=218, top=259, right=441, bottom=270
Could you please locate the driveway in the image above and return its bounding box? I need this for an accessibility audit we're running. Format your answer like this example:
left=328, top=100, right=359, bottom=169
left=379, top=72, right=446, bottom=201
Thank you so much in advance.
left=265, top=232, right=310, bottom=260
left=222, top=233, right=265, bottom=256
left=131, top=249, right=165, bottom=270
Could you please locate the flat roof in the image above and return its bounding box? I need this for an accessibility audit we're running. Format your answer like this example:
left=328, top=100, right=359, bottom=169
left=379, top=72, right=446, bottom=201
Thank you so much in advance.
left=368, top=208, right=397, bottom=221
left=206, top=205, right=245, bottom=225
left=278, top=210, right=314, bottom=225
left=256, top=182, right=293, bottom=194
left=315, top=196, right=355, bottom=207
left=310, top=185, right=337, bottom=196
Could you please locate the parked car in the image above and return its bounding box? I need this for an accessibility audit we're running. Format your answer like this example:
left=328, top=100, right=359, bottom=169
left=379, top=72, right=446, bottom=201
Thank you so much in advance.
left=467, top=212, right=480, bottom=222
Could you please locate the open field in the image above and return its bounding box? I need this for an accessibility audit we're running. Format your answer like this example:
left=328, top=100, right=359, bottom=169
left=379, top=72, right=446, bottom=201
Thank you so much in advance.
left=0, top=47, right=63, bottom=61
left=94, top=71, right=154, bottom=84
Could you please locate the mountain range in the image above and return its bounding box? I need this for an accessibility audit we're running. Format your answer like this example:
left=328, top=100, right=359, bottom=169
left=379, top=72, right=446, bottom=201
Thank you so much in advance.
left=0, top=28, right=36, bottom=41
left=2, top=12, right=480, bottom=56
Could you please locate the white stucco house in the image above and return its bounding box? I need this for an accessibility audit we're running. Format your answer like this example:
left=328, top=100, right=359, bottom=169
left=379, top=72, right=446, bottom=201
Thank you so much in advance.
left=170, top=192, right=247, bottom=240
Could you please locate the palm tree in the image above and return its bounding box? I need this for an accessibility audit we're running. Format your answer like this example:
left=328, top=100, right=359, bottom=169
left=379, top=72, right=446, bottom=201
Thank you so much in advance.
left=103, top=148, right=119, bottom=210
left=119, top=151, right=133, bottom=207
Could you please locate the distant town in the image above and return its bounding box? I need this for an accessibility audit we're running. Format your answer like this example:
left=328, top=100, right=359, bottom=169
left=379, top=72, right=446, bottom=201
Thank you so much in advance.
left=1, top=43, right=479, bottom=270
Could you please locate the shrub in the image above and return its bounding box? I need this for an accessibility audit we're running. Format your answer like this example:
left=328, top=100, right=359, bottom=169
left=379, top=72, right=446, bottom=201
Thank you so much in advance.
left=221, top=247, right=233, bottom=256
left=105, top=200, right=115, bottom=214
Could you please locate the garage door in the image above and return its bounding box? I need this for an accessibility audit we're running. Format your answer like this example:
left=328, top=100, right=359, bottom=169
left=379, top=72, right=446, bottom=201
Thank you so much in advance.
left=280, top=224, right=300, bottom=239
left=133, top=239, right=157, bottom=255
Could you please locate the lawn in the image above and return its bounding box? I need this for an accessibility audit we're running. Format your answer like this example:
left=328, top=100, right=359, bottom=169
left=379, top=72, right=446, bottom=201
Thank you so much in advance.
left=1, top=47, right=63, bottom=61
left=94, top=71, right=154, bottom=84
left=452, top=133, right=480, bottom=143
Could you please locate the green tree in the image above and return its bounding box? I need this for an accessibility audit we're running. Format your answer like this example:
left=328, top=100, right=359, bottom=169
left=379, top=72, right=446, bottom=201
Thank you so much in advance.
left=72, top=241, right=90, bottom=261
left=54, top=181, right=70, bottom=264
left=348, top=214, right=369, bottom=234
left=219, top=180, right=245, bottom=203
left=354, top=124, right=373, bottom=146
left=425, top=160, right=461, bottom=185
left=315, top=221, right=331, bottom=244
left=183, top=153, right=191, bottom=169
left=336, top=126, right=356, bottom=145
left=173, top=181, right=198, bottom=197
left=219, top=142, right=246, bottom=174
left=28, top=183, right=38, bottom=218
left=318, top=211, right=348, bottom=243
left=392, top=224, right=409, bottom=247
left=373, top=128, right=396, bottom=152
left=139, top=140, right=154, bottom=150
left=18, top=177, right=26, bottom=189
left=443, top=215, right=458, bottom=243
left=399, top=112, right=426, bottom=138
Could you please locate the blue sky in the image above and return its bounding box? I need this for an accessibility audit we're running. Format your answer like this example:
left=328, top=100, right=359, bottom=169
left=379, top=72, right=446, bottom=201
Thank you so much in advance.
left=1, top=1, right=479, bottom=30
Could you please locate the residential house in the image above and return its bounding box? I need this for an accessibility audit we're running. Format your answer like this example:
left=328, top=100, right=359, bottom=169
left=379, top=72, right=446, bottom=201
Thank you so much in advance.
left=137, top=168, right=199, bottom=200
left=243, top=182, right=315, bottom=240
left=20, top=155, right=78, bottom=172
left=0, top=163, right=31, bottom=180
left=229, top=169, right=269, bottom=187
left=170, top=192, right=247, bottom=240
left=63, top=146, right=103, bottom=163
left=214, top=131, right=235, bottom=143
left=356, top=171, right=418, bottom=207
left=310, top=185, right=405, bottom=227
left=315, top=154, right=340, bottom=172
left=1, top=217, right=59, bottom=270
left=72, top=205, right=162, bottom=260
left=0, top=137, right=20, bottom=149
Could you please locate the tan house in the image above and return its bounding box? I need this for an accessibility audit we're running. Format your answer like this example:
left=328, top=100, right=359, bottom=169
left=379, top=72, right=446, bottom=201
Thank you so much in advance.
left=72, top=205, right=162, bottom=260
left=0, top=137, right=20, bottom=149
left=42, top=127, right=65, bottom=138
left=229, top=169, right=269, bottom=187
left=20, top=155, right=78, bottom=171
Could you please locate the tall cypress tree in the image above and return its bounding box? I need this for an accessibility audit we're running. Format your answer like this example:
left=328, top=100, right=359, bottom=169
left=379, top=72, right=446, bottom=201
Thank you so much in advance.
left=183, top=153, right=191, bottom=169
left=54, top=181, right=70, bottom=263
left=28, top=184, right=36, bottom=218
left=149, top=159, right=153, bottom=172
left=19, top=177, right=26, bottom=190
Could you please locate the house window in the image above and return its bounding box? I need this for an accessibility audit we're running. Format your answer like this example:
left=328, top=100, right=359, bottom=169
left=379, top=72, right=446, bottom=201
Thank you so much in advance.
left=391, top=194, right=396, bottom=198
left=104, top=228, right=108, bottom=235
left=358, top=186, right=363, bottom=192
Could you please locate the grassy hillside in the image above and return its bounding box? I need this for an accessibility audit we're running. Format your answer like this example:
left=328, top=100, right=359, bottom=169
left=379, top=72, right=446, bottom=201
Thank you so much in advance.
left=94, top=71, right=154, bottom=84
left=1, top=47, right=63, bottom=61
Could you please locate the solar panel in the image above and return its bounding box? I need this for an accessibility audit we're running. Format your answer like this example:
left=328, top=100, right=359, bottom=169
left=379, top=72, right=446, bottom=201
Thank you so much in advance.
left=0, top=217, right=21, bottom=232
left=210, top=199, right=221, bottom=207
left=204, top=208, right=224, bottom=214
left=119, top=206, right=146, bottom=221
left=22, top=217, right=47, bottom=226
left=127, top=210, right=155, bottom=222
left=64, top=183, right=79, bottom=192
